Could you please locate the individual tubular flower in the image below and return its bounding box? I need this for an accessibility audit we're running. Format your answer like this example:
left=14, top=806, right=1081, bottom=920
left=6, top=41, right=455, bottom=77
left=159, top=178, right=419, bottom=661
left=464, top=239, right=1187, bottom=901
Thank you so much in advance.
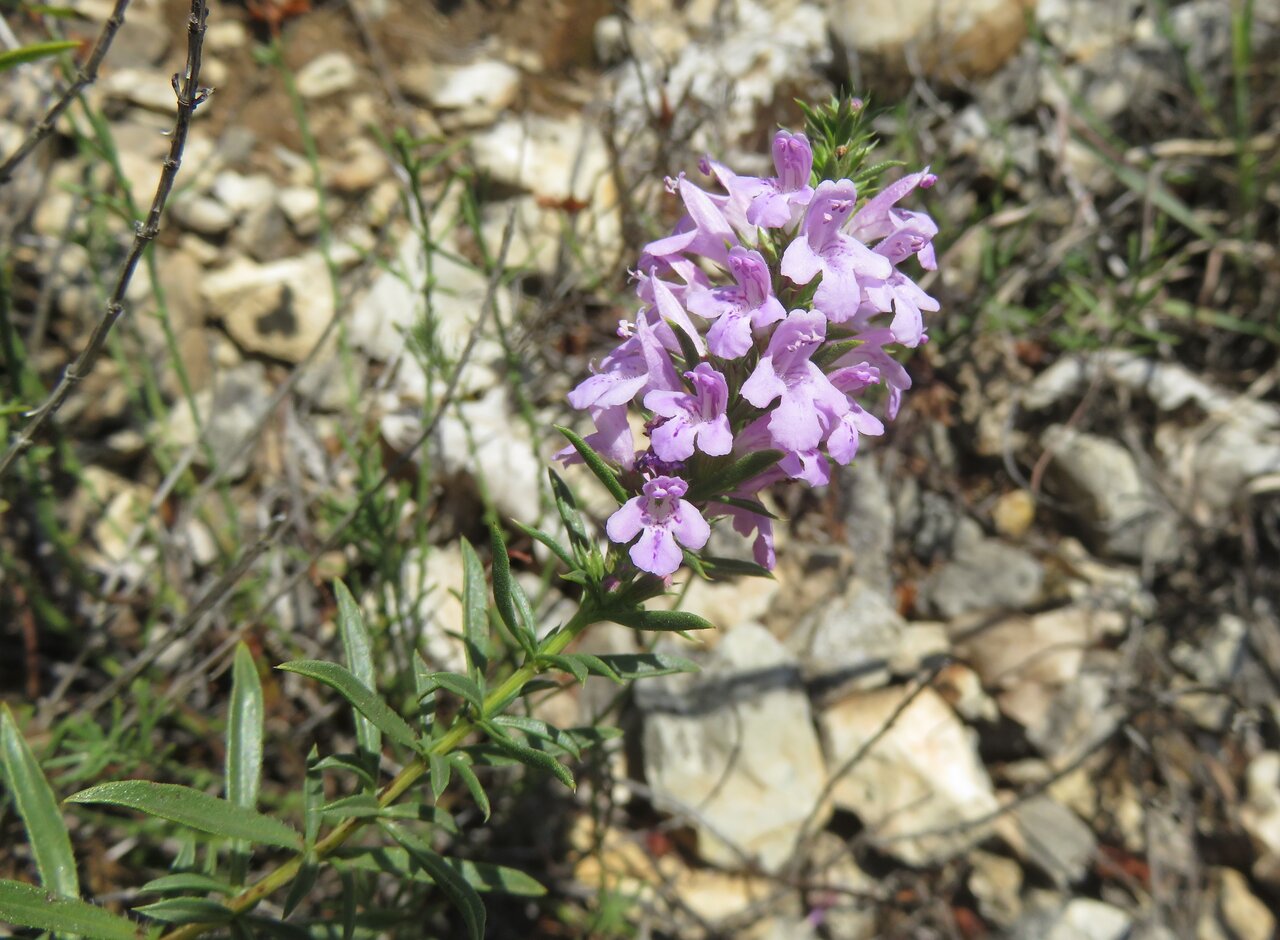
left=687, top=247, right=787, bottom=359
left=606, top=475, right=711, bottom=577
left=741, top=130, right=816, bottom=228
left=780, top=180, right=893, bottom=323
left=644, top=362, right=733, bottom=462
left=740, top=309, right=848, bottom=455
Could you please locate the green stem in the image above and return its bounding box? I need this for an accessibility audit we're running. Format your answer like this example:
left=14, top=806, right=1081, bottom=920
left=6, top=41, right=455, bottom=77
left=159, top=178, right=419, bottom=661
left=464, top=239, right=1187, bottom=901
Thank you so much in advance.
left=156, top=605, right=600, bottom=940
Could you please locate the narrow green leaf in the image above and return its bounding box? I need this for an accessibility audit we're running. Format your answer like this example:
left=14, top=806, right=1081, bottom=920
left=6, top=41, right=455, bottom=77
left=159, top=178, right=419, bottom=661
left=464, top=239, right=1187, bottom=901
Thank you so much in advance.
left=604, top=608, right=716, bottom=633
left=459, top=538, right=490, bottom=678
left=449, top=859, right=546, bottom=897
left=140, top=873, right=232, bottom=895
left=383, top=824, right=485, bottom=940
left=548, top=469, right=590, bottom=548
left=133, top=897, right=234, bottom=924
left=277, top=661, right=419, bottom=752
left=0, top=879, right=138, bottom=939
left=448, top=756, right=490, bottom=821
left=428, top=754, right=451, bottom=802
left=480, top=721, right=575, bottom=789
left=0, top=40, right=81, bottom=73
left=281, top=860, right=317, bottom=920
left=539, top=653, right=588, bottom=685
left=311, top=753, right=376, bottom=791
left=226, top=643, right=264, bottom=811
left=0, top=706, right=79, bottom=898
left=418, top=672, right=484, bottom=713
left=487, top=521, right=521, bottom=644
left=340, top=869, right=356, bottom=940
left=66, top=781, right=302, bottom=850
left=568, top=652, right=622, bottom=683
left=493, top=715, right=581, bottom=759
left=511, top=520, right=576, bottom=572
left=697, top=555, right=775, bottom=580
left=334, top=581, right=381, bottom=767
left=686, top=450, right=783, bottom=503
left=509, top=576, right=539, bottom=647
left=319, top=793, right=381, bottom=819
left=554, top=425, right=628, bottom=504
left=591, top=652, right=700, bottom=680
left=302, top=746, right=323, bottom=846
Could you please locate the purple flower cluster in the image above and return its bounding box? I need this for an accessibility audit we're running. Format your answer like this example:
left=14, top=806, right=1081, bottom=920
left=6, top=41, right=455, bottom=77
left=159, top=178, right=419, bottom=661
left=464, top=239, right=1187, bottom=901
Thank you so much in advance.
left=565, top=130, right=938, bottom=578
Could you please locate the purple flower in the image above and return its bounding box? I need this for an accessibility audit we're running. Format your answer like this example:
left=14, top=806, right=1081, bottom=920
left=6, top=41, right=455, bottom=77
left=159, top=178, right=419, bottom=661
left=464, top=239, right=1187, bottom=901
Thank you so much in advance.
left=743, top=130, right=816, bottom=228
left=741, top=309, right=848, bottom=454
left=606, top=475, right=711, bottom=577
left=849, top=168, right=939, bottom=270
left=711, top=501, right=777, bottom=570
left=640, top=174, right=736, bottom=269
left=781, top=180, right=893, bottom=323
left=644, top=363, right=733, bottom=461
left=860, top=270, right=939, bottom=348
left=832, top=329, right=913, bottom=420
left=566, top=310, right=679, bottom=413
left=687, top=247, right=787, bottom=358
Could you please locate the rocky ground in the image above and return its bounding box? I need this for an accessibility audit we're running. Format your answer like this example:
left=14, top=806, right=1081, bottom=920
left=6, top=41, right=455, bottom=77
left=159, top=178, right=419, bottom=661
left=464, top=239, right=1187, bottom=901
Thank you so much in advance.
left=2, top=0, right=1279, bottom=937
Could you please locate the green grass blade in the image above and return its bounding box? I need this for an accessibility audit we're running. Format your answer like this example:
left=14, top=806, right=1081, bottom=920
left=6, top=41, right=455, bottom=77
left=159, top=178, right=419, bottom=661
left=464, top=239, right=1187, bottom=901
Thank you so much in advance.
left=66, top=781, right=302, bottom=850
left=0, top=705, right=79, bottom=897
left=277, top=661, right=420, bottom=752
left=0, top=879, right=139, bottom=939
left=0, top=40, right=81, bottom=73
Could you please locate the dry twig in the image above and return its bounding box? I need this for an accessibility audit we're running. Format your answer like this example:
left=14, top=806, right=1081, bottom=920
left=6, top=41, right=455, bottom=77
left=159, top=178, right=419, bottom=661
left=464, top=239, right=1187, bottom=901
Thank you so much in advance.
left=0, top=0, right=210, bottom=481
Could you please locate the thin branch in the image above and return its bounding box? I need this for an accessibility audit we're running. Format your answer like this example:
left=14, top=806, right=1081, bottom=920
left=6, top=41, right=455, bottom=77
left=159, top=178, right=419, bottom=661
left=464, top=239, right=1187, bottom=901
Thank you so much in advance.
left=0, top=0, right=132, bottom=186
left=0, top=0, right=209, bottom=481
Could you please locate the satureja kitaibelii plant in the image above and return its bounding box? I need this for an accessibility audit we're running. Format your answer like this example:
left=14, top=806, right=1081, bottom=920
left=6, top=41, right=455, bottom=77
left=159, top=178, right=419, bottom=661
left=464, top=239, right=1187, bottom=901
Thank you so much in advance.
left=0, top=97, right=940, bottom=939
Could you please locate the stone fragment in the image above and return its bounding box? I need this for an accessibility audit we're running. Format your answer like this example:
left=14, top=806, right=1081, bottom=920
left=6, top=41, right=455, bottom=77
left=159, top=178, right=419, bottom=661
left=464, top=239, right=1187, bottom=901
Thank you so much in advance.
left=637, top=624, right=829, bottom=873
left=821, top=685, right=999, bottom=865
left=1011, top=898, right=1133, bottom=940
left=968, top=850, right=1023, bottom=928
left=993, top=489, right=1036, bottom=538
left=278, top=186, right=321, bottom=236
left=918, top=536, right=1044, bottom=618
left=402, top=60, right=520, bottom=126
left=297, top=52, right=360, bottom=99
left=170, top=193, right=235, bottom=237
left=1041, top=424, right=1178, bottom=562
left=202, top=255, right=332, bottom=363
left=829, top=0, right=1032, bottom=81
left=162, top=362, right=274, bottom=480
left=1197, top=867, right=1275, bottom=940
left=101, top=68, right=180, bottom=113
left=1241, top=751, right=1280, bottom=887
left=788, top=580, right=945, bottom=699
left=996, top=795, right=1096, bottom=887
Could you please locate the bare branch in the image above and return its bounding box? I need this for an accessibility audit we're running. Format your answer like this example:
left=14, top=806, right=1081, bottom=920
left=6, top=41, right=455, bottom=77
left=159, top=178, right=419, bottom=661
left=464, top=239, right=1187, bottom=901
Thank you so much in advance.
left=0, top=0, right=132, bottom=186
left=0, top=0, right=210, bottom=481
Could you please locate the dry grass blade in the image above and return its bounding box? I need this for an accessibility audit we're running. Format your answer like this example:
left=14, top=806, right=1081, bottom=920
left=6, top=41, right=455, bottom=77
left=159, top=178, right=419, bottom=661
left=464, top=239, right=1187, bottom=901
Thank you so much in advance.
left=0, top=0, right=209, bottom=482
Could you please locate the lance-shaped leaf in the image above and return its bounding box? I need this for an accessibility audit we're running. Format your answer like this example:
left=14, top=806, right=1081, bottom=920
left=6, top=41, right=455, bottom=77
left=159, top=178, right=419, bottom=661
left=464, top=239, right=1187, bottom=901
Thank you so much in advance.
left=140, top=873, right=233, bottom=896
left=226, top=644, right=264, bottom=811
left=383, top=823, right=485, bottom=940
left=0, top=706, right=79, bottom=898
left=458, top=539, right=490, bottom=678
left=590, top=652, right=700, bottom=680
left=479, top=720, right=575, bottom=789
left=554, top=425, right=628, bottom=504
left=133, top=898, right=235, bottom=924
left=603, top=608, right=715, bottom=633
left=511, top=520, right=576, bottom=572
left=0, top=879, right=139, bottom=939
left=418, top=672, right=484, bottom=714
left=685, top=449, right=782, bottom=503
left=334, top=581, right=381, bottom=767
left=487, top=522, right=536, bottom=654
left=66, top=781, right=302, bottom=850
left=277, top=661, right=420, bottom=752
left=548, top=469, right=591, bottom=550
left=448, top=756, right=490, bottom=821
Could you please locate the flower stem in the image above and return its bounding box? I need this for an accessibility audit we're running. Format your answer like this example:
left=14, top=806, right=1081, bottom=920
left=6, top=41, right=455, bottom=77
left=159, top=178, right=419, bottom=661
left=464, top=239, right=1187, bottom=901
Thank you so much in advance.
left=157, top=605, right=599, bottom=939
